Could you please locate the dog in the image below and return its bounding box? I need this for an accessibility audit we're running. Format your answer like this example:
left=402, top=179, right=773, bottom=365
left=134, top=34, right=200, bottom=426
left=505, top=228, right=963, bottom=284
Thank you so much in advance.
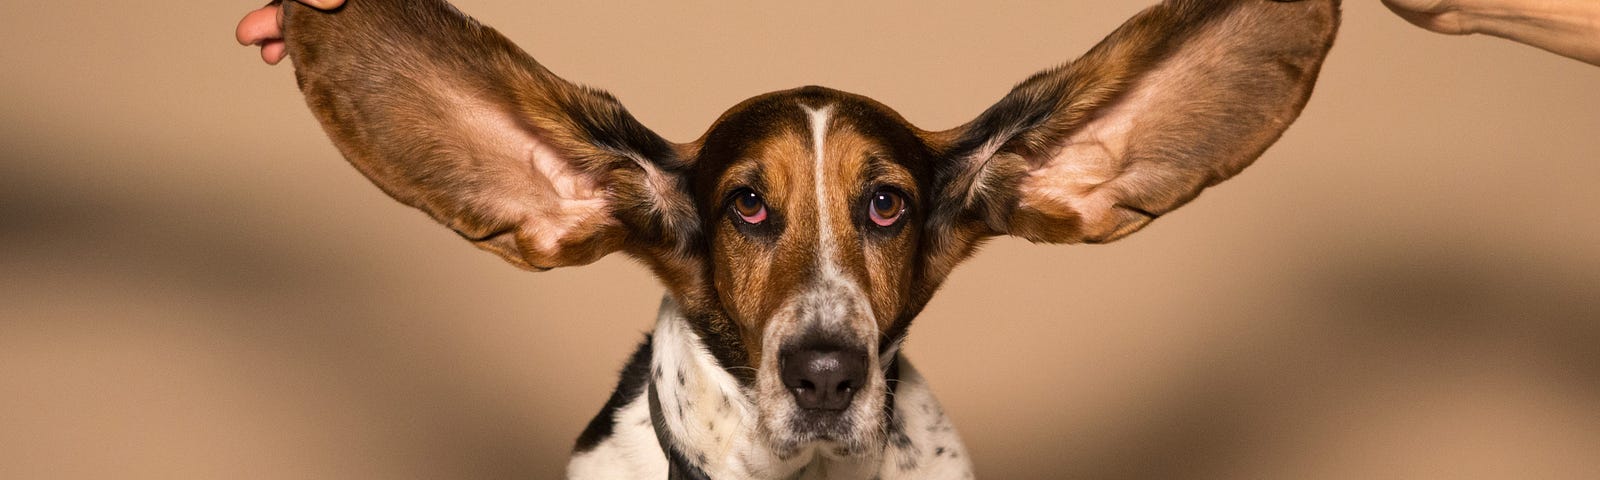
left=275, top=0, right=1339, bottom=477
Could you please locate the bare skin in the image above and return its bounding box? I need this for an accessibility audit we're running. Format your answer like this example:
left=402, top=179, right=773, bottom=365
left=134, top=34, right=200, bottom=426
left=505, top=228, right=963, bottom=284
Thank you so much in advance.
left=1383, top=0, right=1600, bottom=65
left=235, top=0, right=344, bottom=65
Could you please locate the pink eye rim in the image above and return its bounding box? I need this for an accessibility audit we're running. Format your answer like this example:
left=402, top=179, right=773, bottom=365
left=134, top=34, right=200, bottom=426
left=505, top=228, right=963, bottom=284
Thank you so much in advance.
left=731, top=189, right=768, bottom=224
left=867, top=189, right=906, bottom=227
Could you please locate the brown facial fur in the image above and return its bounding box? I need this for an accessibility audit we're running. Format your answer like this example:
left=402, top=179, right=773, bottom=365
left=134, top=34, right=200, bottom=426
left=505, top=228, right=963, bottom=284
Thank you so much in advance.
left=689, top=88, right=936, bottom=369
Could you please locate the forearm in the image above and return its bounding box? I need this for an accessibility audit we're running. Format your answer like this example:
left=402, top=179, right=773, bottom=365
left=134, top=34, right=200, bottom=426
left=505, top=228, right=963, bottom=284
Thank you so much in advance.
left=1459, top=0, right=1600, bottom=65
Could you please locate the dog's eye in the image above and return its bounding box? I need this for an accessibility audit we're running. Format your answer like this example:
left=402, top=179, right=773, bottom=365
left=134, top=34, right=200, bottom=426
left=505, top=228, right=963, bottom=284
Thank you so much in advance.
left=731, top=189, right=768, bottom=224
left=868, top=189, right=905, bottom=227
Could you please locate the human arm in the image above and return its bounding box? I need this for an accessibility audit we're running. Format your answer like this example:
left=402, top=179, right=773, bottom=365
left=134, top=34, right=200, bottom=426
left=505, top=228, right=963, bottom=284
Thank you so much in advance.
left=1383, top=0, right=1600, bottom=66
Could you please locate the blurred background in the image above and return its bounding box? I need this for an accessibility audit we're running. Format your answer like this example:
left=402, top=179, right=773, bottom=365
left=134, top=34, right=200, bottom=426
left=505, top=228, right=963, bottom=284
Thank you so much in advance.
left=2, top=1, right=1596, bottom=478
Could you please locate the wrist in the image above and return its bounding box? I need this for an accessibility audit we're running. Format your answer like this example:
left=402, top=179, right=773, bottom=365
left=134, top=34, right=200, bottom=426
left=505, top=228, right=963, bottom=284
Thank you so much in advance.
left=1455, top=0, right=1600, bottom=66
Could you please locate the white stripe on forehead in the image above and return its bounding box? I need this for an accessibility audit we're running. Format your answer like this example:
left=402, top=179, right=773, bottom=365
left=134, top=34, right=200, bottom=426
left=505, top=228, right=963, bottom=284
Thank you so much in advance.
left=798, top=102, right=874, bottom=332
left=801, top=103, right=838, bottom=273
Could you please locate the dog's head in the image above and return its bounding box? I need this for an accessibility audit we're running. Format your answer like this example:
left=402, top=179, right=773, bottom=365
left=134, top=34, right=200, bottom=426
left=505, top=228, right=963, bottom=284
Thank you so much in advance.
left=284, top=0, right=1338, bottom=457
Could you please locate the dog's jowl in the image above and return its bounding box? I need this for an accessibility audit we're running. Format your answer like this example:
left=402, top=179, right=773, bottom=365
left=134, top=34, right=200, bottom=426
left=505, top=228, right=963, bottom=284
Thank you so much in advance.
left=278, top=0, right=1341, bottom=478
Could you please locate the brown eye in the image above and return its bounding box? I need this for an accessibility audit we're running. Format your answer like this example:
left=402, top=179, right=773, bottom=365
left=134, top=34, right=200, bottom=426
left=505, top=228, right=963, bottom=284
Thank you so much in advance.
left=868, top=189, right=905, bottom=227
left=732, top=189, right=768, bottom=224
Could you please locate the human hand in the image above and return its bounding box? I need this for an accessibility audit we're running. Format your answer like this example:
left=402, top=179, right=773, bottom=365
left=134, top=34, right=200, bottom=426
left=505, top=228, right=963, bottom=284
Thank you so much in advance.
left=235, top=0, right=346, bottom=65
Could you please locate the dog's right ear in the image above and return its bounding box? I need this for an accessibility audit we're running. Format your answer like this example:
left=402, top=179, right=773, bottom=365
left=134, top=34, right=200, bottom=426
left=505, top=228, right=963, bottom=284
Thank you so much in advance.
left=281, top=0, right=695, bottom=271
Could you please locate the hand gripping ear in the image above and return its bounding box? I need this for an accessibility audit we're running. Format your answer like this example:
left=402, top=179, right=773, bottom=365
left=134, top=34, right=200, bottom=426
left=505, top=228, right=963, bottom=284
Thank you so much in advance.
left=282, top=0, right=695, bottom=270
left=945, top=0, right=1340, bottom=244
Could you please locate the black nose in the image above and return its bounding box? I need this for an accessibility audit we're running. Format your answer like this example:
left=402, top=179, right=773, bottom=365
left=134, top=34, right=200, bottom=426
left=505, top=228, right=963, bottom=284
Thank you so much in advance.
left=780, top=348, right=868, bottom=411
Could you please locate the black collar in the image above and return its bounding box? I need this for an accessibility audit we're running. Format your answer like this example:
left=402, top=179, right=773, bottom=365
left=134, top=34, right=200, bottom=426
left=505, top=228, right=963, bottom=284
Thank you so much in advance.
left=648, top=377, right=712, bottom=480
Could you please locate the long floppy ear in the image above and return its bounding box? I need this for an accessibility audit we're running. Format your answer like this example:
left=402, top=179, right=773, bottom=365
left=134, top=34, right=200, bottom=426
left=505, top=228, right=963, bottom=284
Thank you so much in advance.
left=281, top=0, right=695, bottom=271
left=941, top=0, right=1340, bottom=245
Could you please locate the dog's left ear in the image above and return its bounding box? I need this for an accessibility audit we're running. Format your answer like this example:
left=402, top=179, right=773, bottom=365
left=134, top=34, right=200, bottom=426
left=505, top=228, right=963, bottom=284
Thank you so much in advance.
left=939, top=0, right=1340, bottom=244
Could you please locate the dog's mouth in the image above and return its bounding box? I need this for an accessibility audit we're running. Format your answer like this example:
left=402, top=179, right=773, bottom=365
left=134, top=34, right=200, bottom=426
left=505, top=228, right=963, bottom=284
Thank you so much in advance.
left=757, top=371, right=889, bottom=456
left=753, top=328, right=890, bottom=456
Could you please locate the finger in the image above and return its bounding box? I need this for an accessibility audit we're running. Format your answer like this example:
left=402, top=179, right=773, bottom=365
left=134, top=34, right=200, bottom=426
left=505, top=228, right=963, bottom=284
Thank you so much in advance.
left=299, top=0, right=345, bottom=9
left=260, top=40, right=288, bottom=65
left=235, top=5, right=283, bottom=46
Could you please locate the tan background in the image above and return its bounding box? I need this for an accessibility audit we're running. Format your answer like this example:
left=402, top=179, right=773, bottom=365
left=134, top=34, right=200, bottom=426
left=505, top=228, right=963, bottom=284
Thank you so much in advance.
left=3, top=1, right=1597, bottom=478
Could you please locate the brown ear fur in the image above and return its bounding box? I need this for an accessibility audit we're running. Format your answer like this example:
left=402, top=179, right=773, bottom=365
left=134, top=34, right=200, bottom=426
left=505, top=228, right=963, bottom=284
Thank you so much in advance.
left=282, top=0, right=695, bottom=271
left=944, top=0, right=1340, bottom=245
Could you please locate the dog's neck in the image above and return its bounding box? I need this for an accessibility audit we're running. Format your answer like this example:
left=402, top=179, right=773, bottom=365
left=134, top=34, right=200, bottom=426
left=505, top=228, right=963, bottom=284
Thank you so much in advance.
left=644, top=297, right=970, bottom=479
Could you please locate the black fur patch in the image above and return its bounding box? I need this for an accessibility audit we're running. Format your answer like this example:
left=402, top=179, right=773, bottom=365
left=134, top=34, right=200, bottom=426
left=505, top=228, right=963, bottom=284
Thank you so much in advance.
left=572, top=336, right=653, bottom=453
